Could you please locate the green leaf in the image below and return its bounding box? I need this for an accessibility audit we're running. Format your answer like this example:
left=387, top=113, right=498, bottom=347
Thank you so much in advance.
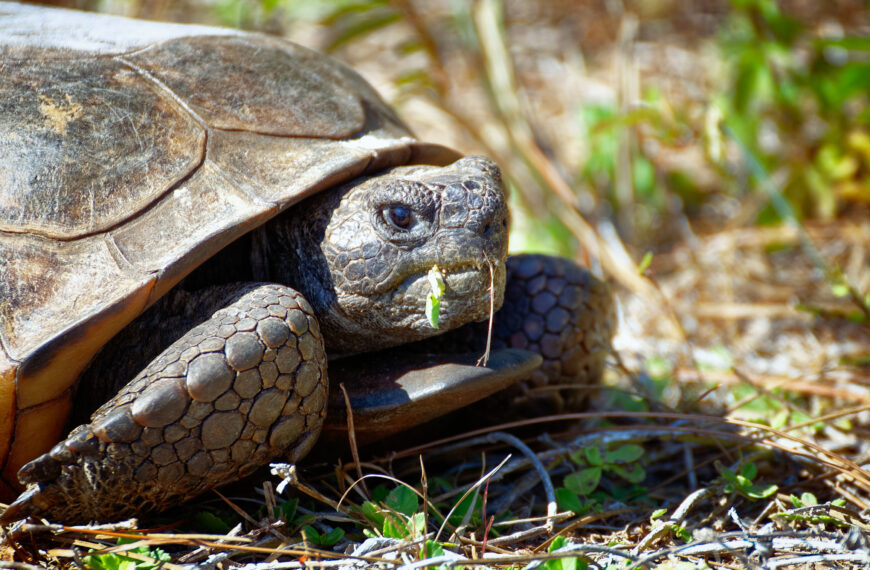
left=300, top=525, right=321, bottom=544
left=817, top=36, right=870, bottom=52
left=361, top=501, right=385, bottom=528
left=672, top=523, right=693, bottom=543
left=386, top=485, right=419, bottom=516
left=382, top=515, right=406, bottom=539
left=83, top=538, right=170, bottom=570
left=321, top=0, right=390, bottom=25
left=632, top=156, right=657, bottom=196
left=427, top=265, right=446, bottom=296
left=409, top=512, right=427, bottom=538
left=555, top=487, right=586, bottom=515
left=545, top=536, right=583, bottom=570
left=716, top=461, right=738, bottom=483
left=740, top=462, right=758, bottom=481
left=832, top=283, right=850, bottom=298
left=549, top=536, right=568, bottom=551
left=611, top=463, right=646, bottom=484
left=424, top=539, right=445, bottom=559
left=800, top=492, right=818, bottom=507
left=394, top=69, right=434, bottom=89
left=637, top=251, right=653, bottom=274
left=426, top=265, right=446, bottom=329
left=425, top=295, right=441, bottom=329
left=320, top=527, right=345, bottom=547
left=371, top=485, right=389, bottom=503
left=604, top=444, right=644, bottom=464
left=650, top=508, right=667, bottom=520
left=564, top=468, right=602, bottom=496
left=82, top=554, right=112, bottom=570
left=547, top=554, right=581, bottom=570
left=584, top=447, right=604, bottom=467
left=278, top=497, right=299, bottom=522
left=744, top=483, right=778, bottom=499
left=300, top=524, right=344, bottom=546
left=445, top=493, right=482, bottom=526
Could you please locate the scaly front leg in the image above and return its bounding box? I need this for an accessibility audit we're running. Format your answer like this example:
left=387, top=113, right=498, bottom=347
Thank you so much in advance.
left=1, top=283, right=327, bottom=524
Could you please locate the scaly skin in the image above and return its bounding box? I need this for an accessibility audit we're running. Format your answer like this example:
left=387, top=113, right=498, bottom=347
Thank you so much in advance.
left=447, top=254, right=614, bottom=413
left=0, top=157, right=511, bottom=524
left=4, top=285, right=325, bottom=523
left=264, top=156, right=509, bottom=355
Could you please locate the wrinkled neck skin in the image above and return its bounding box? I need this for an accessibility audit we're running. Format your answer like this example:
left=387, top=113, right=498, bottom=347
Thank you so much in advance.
left=255, top=156, right=510, bottom=357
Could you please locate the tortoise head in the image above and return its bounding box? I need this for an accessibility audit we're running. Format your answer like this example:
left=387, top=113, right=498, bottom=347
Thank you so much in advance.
left=264, top=156, right=509, bottom=355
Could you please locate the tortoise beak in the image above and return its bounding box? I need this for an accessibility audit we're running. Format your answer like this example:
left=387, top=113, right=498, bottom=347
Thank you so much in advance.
left=321, top=348, right=541, bottom=445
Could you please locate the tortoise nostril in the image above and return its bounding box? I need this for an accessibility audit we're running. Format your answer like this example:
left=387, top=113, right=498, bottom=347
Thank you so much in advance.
left=480, top=214, right=508, bottom=237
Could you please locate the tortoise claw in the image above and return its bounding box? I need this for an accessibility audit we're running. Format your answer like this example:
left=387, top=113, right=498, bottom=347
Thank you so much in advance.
left=1, top=486, right=45, bottom=525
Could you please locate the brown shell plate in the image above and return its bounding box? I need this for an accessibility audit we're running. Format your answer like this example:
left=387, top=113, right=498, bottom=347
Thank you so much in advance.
left=0, top=2, right=459, bottom=492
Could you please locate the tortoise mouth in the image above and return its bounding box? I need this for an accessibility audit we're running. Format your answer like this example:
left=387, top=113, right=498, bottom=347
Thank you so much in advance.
left=440, top=261, right=498, bottom=296
left=387, top=257, right=505, bottom=331
left=398, top=259, right=493, bottom=299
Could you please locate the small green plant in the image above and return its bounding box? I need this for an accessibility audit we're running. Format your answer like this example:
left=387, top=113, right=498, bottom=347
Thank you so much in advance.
left=276, top=497, right=300, bottom=523
left=421, top=540, right=453, bottom=570
left=300, top=524, right=345, bottom=547
left=576, top=101, right=679, bottom=228
left=729, top=384, right=820, bottom=432
left=83, top=538, right=171, bottom=570
left=718, top=0, right=870, bottom=220
left=359, top=485, right=426, bottom=539
left=650, top=508, right=693, bottom=543
left=715, top=461, right=778, bottom=499
left=557, top=444, right=647, bottom=515
left=772, top=492, right=849, bottom=528
left=544, top=536, right=588, bottom=570
left=357, top=482, right=486, bottom=540
left=270, top=497, right=341, bottom=545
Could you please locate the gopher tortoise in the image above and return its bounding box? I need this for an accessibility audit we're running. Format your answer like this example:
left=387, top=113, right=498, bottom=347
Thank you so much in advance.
left=0, top=3, right=613, bottom=524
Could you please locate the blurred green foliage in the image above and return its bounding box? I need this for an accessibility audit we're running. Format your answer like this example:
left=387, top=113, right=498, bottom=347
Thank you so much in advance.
left=544, top=536, right=588, bottom=570
left=556, top=443, right=648, bottom=517
left=576, top=99, right=679, bottom=226
left=715, top=460, right=778, bottom=500
left=83, top=538, right=171, bottom=570
left=718, top=0, right=870, bottom=221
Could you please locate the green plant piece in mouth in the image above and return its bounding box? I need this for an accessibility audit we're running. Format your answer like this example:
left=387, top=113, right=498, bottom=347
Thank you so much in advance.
left=426, top=264, right=446, bottom=329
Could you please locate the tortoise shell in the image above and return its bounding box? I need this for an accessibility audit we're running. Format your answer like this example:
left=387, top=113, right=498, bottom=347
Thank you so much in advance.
left=0, top=3, right=457, bottom=496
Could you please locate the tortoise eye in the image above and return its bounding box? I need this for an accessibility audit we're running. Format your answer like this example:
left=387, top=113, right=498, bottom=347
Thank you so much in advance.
left=385, top=205, right=413, bottom=230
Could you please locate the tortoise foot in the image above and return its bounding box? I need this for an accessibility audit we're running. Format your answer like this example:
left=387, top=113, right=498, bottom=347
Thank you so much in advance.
left=0, top=284, right=327, bottom=524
